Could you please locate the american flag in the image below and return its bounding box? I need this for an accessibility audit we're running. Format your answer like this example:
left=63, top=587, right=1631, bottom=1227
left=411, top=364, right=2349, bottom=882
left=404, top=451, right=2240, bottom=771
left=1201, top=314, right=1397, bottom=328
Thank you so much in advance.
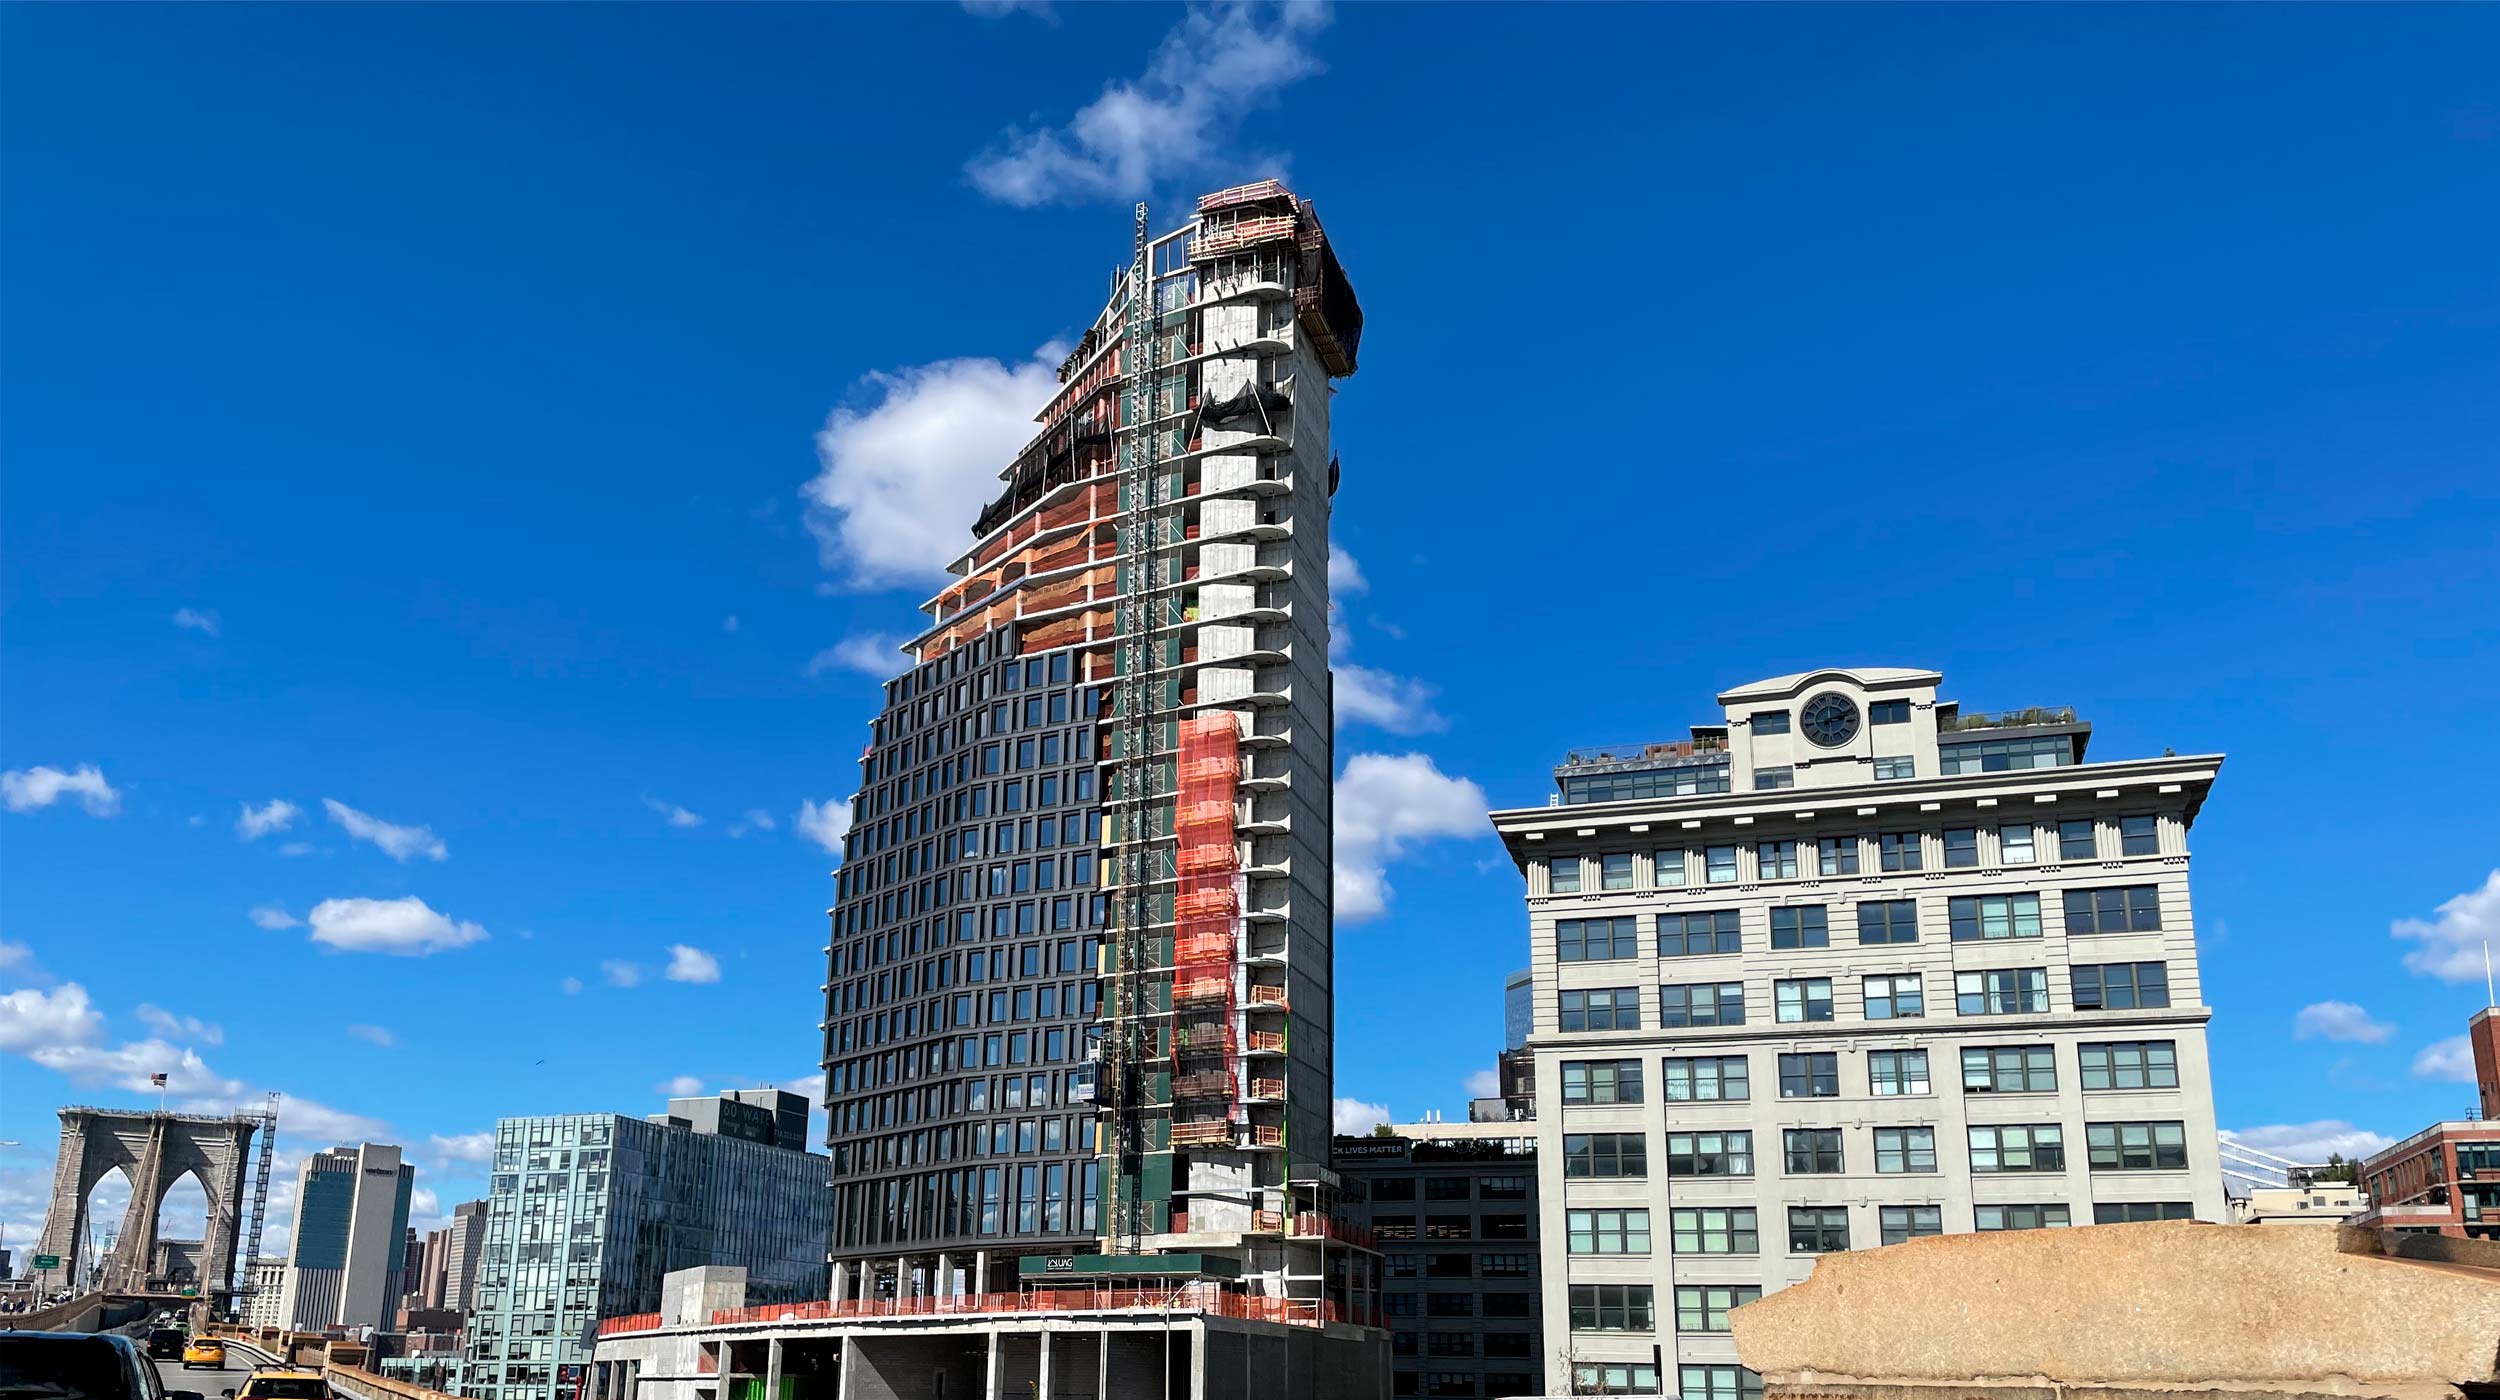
left=150, top=1073, right=168, bottom=1087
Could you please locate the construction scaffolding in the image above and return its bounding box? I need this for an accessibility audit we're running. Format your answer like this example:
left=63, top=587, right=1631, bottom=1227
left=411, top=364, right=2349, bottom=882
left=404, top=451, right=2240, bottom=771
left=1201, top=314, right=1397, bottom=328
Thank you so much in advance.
left=1169, top=712, right=1242, bottom=1154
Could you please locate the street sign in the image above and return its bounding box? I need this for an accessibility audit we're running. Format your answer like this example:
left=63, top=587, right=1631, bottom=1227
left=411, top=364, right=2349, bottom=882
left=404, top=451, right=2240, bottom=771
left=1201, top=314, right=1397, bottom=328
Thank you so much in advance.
left=33, top=1254, right=60, bottom=1269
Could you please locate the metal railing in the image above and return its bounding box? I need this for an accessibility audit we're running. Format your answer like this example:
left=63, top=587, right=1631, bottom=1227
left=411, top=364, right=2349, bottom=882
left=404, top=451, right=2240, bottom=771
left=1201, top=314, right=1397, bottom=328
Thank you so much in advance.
left=1939, top=706, right=2078, bottom=732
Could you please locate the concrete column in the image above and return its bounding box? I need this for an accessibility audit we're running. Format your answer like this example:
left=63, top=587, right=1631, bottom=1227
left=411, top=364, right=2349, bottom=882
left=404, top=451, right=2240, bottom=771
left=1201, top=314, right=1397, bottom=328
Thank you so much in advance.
left=836, top=1336, right=854, bottom=1400
left=974, top=1250, right=990, bottom=1299
left=830, top=1261, right=848, bottom=1304
left=764, top=1337, right=783, bottom=1400
left=1038, top=1330, right=1052, bottom=1400
left=984, top=1326, right=1003, bottom=1400
left=937, top=1252, right=954, bottom=1298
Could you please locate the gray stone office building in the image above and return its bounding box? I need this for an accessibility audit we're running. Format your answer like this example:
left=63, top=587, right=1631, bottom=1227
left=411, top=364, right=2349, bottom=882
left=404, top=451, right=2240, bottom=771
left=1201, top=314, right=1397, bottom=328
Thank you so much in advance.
left=1492, top=667, right=2227, bottom=1396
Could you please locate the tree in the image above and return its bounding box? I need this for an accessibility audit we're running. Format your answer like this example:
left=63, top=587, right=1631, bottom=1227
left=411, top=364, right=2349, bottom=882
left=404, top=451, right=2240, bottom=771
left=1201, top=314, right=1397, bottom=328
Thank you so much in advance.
left=1370, top=1123, right=1396, bottom=1139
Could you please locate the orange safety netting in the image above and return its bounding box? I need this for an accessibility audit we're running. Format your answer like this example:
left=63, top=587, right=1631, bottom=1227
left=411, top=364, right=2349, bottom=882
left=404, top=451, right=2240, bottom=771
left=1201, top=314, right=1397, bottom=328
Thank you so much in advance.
left=1170, top=711, right=1241, bottom=1139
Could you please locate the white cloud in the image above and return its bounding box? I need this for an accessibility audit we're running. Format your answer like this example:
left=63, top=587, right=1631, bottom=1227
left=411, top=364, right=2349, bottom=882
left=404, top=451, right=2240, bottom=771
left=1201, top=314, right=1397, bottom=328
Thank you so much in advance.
left=965, top=1, right=1331, bottom=207
left=322, top=798, right=448, bottom=862
left=2292, top=1000, right=2394, bottom=1044
left=249, top=904, right=302, bottom=930
left=728, top=809, right=777, bottom=838
left=1332, top=1097, right=1391, bottom=1135
left=236, top=799, right=300, bottom=841
left=2222, top=1120, right=2395, bottom=1163
left=0, top=940, right=41, bottom=980
left=601, top=960, right=644, bottom=988
left=136, top=1003, right=224, bottom=1046
left=346, top=1024, right=395, bottom=1048
left=807, top=633, right=910, bottom=680
left=559, top=976, right=584, bottom=996
left=643, top=796, right=704, bottom=829
left=797, top=798, right=854, bottom=857
left=722, top=615, right=741, bottom=634
left=172, top=607, right=221, bottom=637
left=2, top=764, right=122, bottom=817
left=36, top=1040, right=240, bottom=1097
left=1463, top=1068, right=1500, bottom=1099
left=0, top=983, right=106, bottom=1052
left=961, top=0, right=1054, bottom=17
left=1328, top=544, right=1366, bottom=598
left=258, top=1095, right=390, bottom=1144
left=2394, top=869, right=2500, bottom=983
left=803, top=353, right=1062, bottom=589
left=1332, top=753, right=1488, bottom=924
left=657, top=1075, right=705, bottom=1097
left=278, top=841, right=314, bottom=857
left=307, top=895, right=489, bottom=956
left=665, top=944, right=722, bottom=985
left=1334, top=664, right=1445, bottom=735
left=2414, top=1034, right=2478, bottom=1083
left=431, top=1132, right=496, bottom=1167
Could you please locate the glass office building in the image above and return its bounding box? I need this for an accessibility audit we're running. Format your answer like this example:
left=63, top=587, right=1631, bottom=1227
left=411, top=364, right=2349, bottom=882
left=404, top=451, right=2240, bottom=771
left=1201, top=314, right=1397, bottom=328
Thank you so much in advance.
left=464, top=1103, right=828, bottom=1400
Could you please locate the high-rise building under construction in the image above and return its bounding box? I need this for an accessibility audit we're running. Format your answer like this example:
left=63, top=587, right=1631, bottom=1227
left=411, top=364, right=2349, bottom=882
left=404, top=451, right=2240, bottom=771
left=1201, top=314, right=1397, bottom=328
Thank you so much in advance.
left=819, top=181, right=1370, bottom=1327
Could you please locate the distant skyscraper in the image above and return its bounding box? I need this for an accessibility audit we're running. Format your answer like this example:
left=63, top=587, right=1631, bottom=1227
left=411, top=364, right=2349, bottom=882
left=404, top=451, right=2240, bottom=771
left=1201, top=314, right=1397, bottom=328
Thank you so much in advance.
left=442, top=1198, right=486, bottom=1314
left=277, top=1142, right=414, bottom=1335
left=1505, top=968, right=1533, bottom=1052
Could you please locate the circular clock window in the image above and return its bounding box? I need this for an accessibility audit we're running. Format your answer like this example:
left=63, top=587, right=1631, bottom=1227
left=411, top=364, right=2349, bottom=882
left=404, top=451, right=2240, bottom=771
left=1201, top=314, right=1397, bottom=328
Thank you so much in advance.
left=1799, top=692, right=1861, bottom=748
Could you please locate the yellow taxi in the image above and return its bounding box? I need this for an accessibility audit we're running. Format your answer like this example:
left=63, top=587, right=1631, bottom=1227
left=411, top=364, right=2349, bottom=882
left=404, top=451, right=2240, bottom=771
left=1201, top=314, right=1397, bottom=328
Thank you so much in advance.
left=180, top=1336, right=227, bottom=1369
left=235, top=1369, right=333, bottom=1400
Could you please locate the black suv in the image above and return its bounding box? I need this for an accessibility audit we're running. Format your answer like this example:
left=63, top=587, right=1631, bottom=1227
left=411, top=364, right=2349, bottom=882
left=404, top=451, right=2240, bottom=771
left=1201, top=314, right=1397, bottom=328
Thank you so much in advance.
left=146, top=1329, right=189, bottom=1361
left=0, top=1330, right=209, bottom=1400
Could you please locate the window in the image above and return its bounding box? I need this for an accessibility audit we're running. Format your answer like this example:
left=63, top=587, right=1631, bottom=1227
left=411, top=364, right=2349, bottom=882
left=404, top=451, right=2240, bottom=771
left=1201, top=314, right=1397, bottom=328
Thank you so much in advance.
left=1559, top=987, right=1641, bottom=1031
left=1754, top=766, right=1796, bottom=791
left=1962, top=1045, right=2057, bottom=1093
left=1705, top=844, right=1739, bottom=884
left=2087, top=1121, right=2189, bottom=1171
left=1770, top=905, right=1829, bottom=949
left=1425, top=1330, right=1474, bottom=1354
left=1818, top=836, right=1859, bottom=876
left=1424, top=1176, right=1473, bottom=1202
left=2094, top=1201, right=2194, bottom=1223
left=1875, top=1127, right=1938, bottom=1174
left=1976, top=1204, right=2071, bottom=1231
left=1479, top=1251, right=1533, bottom=1275
left=1424, top=1373, right=1476, bottom=1398
left=1788, top=1206, right=1850, bottom=1253
left=1653, top=848, right=1688, bottom=888
left=1754, top=710, right=1791, bottom=735
left=1566, top=1208, right=1652, bottom=1254
left=1562, top=1059, right=1644, bottom=1105
left=1567, top=1284, right=1654, bottom=1332
left=1674, top=1285, right=1761, bottom=1333
left=1778, top=1052, right=1839, bottom=1099
left=1879, top=832, right=1923, bottom=870
left=1574, top=1365, right=1661, bottom=1396
left=1660, top=909, right=1742, bottom=957
left=1940, top=735, right=2072, bottom=773
left=1957, top=968, right=2049, bottom=1016
left=1870, top=699, right=1910, bottom=725
left=2079, top=1041, right=2178, bottom=1091
left=2120, top=815, right=2159, bottom=856
left=1874, top=756, right=1916, bottom=781
left=1863, top=973, right=1924, bottom=1019
left=1880, top=1205, right=1942, bottom=1244
left=2057, top=819, right=2098, bottom=861
left=1783, top=1128, right=1843, bottom=1174
left=1869, top=1049, right=1932, bottom=1096
left=1858, top=900, right=1919, bottom=945
left=2000, top=824, right=2036, bottom=864
left=1661, top=1055, right=1749, bottom=1102
left=1481, top=1175, right=1529, bottom=1200
left=1680, top=1367, right=1763, bottom=1400
left=1548, top=856, right=1582, bottom=893
left=1756, top=839, right=1799, bottom=878
left=1949, top=893, right=2043, bottom=942
left=1427, top=1292, right=1476, bottom=1315
left=2065, top=886, right=2162, bottom=934
left=1558, top=916, right=1641, bottom=962
left=1943, top=827, right=1979, bottom=868
left=1660, top=981, right=1745, bottom=1028
left=1968, top=1123, right=2066, bottom=1173
left=2073, top=962, right=2169, bottom=1010
left=1666, top=1130, right=1753, bottom=1177
left=1775, top=978, right=1833, bottom=1023
left=1563, top=1133, right=1647, bottom=1179
left=1671, top=1207, right=1759, bottom=1254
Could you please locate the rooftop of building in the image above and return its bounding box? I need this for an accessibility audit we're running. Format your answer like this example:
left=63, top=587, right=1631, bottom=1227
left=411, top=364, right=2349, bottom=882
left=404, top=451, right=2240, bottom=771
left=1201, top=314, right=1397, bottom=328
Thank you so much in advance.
left=1731, top=1223, right=2500, bottom=1397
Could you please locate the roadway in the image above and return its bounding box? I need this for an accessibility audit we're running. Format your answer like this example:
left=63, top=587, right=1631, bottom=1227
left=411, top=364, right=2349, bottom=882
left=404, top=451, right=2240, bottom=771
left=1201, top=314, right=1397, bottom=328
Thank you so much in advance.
left=154, top=1349, right=261, bottom=1398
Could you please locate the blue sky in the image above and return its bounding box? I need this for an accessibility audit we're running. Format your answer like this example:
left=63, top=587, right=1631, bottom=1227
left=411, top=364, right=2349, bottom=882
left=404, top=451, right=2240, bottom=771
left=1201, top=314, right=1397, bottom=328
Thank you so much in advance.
left=4, top=2, right=2497, bottom=1251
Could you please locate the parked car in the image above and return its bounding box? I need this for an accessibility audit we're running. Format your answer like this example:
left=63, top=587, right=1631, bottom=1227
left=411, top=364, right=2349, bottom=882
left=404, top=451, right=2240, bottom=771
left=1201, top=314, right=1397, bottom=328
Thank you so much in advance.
left=0, top=1329, right=209, bottom=1400
left=179, top=1337, right=226, bottom=1370
left=146, top=1328, right=189, bottom=1360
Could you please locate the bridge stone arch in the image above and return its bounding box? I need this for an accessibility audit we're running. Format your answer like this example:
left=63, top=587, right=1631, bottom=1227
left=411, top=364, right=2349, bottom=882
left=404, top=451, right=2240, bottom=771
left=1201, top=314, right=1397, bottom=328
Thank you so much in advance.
left=32, top=1106, right=257, bottom=1298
